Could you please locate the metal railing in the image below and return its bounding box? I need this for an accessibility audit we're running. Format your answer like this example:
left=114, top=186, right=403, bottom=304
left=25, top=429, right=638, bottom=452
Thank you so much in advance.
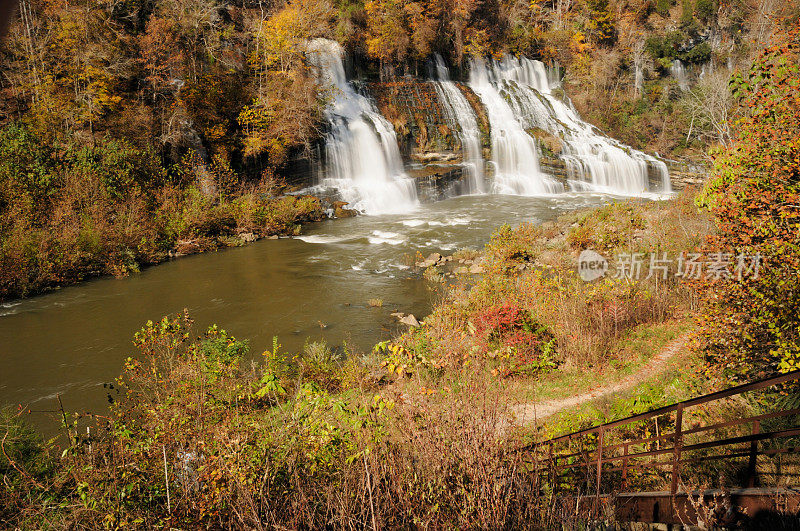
left=522, top=370, right=800, bottom=508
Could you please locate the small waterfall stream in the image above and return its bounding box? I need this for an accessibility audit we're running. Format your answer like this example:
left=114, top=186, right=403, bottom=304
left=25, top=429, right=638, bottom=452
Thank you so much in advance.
left=432, top=55, right=486, bottom=194
left=472, top=56, right=670, bottom=195
left=468, top=58, right=565, bottom=195
left=671, top=59, right=689, bottom=91
left=306, top=39, right=418, bottom=214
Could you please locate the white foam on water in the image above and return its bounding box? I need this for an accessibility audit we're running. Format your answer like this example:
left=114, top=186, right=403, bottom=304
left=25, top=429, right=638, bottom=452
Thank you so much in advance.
left=372, top=230, right=402, bottom=239
left=368, top=236, right=405, bottom=245
left=401, top=219, right=427, bottom=227
left=295, top=235, right=348, bottom=244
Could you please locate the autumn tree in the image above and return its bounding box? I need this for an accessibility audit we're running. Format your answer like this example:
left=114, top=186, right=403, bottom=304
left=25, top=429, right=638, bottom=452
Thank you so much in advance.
left=442, top=0, right=481, bottom=64
left=404, top=0, right=438, bottom=61
left=239, top=0, right=332, bottom=165
left=154, top=0, right=224, bottom=82
left=680, top=69, right=734, bottom=147
left=364, top=0, right=411, bottom=76
left=697, top=28, right=800, bottom=379
left=139, top=17, right=184, bottom=102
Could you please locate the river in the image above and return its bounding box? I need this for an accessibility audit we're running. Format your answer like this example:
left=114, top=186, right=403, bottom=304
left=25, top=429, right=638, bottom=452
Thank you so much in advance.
left=0, top=193, right=617, bottom=432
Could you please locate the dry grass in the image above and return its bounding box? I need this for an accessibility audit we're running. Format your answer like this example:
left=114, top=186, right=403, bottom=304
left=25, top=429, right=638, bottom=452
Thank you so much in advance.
left=400, top=188, right=711, bottom=371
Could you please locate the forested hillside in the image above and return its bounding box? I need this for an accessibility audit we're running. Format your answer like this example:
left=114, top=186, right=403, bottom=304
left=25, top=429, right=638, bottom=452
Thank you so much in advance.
left=0, top=0, right=778, bottom=163
left=0, top=0, right=787, bottom=299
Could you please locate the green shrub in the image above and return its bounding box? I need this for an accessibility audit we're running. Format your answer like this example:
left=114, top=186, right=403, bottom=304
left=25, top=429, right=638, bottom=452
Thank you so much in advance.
left=680, top=0, right=695, bottom=26
left=694, top=0, right=715, bottom=21
left=683, top=41, right=712, bottom=63
left=0, top=124, right=57, bottom=219
left=0, top=409, right=48, bottom=479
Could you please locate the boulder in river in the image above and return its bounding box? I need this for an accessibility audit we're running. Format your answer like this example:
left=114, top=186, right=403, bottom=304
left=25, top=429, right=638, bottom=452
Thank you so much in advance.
left=332, top=201, right=358, bottom=218
left=239, top=232, right=258, bottom=243
left=399, top=314, right=420, bottom=327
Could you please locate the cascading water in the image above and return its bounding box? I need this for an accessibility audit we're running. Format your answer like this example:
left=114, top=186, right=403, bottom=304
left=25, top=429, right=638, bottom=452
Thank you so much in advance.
left=671, top=59, right=689, bottom=91
left=468, top=58, right=564, bottom=195
left=471, top=55, right=670, bottom=195
left=432, top=55, right=485, bottom=194
left=306, top=38, right=417, bottom=215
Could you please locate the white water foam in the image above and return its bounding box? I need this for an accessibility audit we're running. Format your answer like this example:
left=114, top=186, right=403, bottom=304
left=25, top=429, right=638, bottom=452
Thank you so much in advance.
left=307, top=39, right=418, bottom=215
left=471, top=56, right=670, bottom=196
left=295, top=235, right=348, bottom=244
left=401, top=219, right=427, bottom=227
left=433, top=55, right=486, bottom=194
left=368, top=230, right=405, bottom=245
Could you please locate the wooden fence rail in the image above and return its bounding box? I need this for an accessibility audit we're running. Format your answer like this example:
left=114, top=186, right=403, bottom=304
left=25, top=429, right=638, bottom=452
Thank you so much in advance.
left=520, top=370, right=800, bottom=524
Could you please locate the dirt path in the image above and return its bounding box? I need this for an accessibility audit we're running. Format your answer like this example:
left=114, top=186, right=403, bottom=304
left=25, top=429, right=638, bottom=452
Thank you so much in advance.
left=510, top=334, right=689, bottom=427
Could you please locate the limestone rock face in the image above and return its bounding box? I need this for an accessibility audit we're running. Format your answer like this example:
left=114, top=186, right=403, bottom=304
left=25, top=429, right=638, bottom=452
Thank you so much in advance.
left=527, top=127, right=563, bottom=155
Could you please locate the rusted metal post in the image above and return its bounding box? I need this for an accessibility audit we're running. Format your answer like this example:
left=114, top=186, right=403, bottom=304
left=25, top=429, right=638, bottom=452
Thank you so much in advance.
left=621, top=443, right=629, bottom=492
left=747, top=419, right=760, bottom=488
left=671, top=404, right=684, bottom=496
left=595, top=426, right=604, bottom=516
left=548, top=441, right=555, bottom=494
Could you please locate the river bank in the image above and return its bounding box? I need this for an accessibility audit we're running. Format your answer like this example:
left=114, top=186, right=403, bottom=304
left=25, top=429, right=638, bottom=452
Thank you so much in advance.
left=0, top=166, right=332, bottom=304
left=0, top=193, right=621, bottom=434
left=1, top=188, right=728, bottom=529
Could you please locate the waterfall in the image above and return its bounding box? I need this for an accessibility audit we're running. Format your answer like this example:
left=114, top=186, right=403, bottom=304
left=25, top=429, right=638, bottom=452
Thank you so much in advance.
left=470, top=55, right=670, bottom=195
left=432, top=55, right=485, bottom=194
left=671, top=59, right=689, bottom=91
left=468, top=58, right=564, bottom=195
left=306, top=39, right=417, bottom=215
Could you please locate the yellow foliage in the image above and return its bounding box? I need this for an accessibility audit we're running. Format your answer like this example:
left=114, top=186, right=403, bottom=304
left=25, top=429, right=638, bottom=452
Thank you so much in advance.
left=251, top=0, right=333, bottom=72
left=464, top=28, right=490, bottom=58
left=570, top=31, right=589, bottom=54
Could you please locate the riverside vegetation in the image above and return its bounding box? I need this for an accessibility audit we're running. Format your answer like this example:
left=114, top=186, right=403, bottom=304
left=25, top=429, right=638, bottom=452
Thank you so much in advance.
left=2, top=188, right=714, bottom=528
left=0, top=134, right=326, bottom=300
left=3, top=2, right=800, bottom=530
